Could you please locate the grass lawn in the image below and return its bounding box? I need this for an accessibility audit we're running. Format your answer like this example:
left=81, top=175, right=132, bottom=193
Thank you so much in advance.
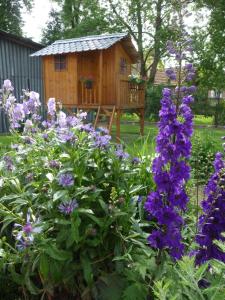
left=111, top=123, right=224, bottom=155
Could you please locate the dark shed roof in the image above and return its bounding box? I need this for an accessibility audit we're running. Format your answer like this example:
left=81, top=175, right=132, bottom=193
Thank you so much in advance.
left=31, top=33, right=139, bottom=63
left=0, top=30, right=43, bottom=50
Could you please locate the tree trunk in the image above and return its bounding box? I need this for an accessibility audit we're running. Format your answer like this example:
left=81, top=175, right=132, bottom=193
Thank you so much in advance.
left=136, top=0, right=146, bottom=77
left=214, top=90, right=221, bottom=128
left=148, top=0, right=163, bottom=84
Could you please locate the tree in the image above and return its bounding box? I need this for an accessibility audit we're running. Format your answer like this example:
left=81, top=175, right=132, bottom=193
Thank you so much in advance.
left=106, top=0, right=178, bottom=81
left=0, top=0, right=32, bottom=36
left=193, top=0, right=225, bottom=126
left=42, top=0, right=121, bottom=44
left=41, top=9, right=63, bottom=45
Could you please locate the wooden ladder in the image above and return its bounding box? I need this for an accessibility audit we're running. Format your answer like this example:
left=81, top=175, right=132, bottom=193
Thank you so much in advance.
left=94, top=106, right=116, bottom=133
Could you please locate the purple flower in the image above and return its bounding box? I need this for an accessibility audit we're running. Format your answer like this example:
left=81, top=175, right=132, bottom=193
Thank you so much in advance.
left=80, top=123, right=94, bottom=133
left=3, top=79, right=13, bottom=91
left=47, top=98, right=56, bottom=116
left=66, top=116, right=80, bottom=127
left=58, top=173, right=74, bottom=187
left=42, top=120, right=52, bottom=129
left=49, top=160, right=60, bottom=169
left=42, top=133, right=49, bottom=140
left=3, top=155, right=13, bottom=171
left=195, top=152, right=225, bottom=265
left=165, top=68, right=176, bottom=80
left=93, top=133, right=111, bottom=149
left=115, top=148, right=129, bottom=160
left=58, top=199, right=78, bottom=215
left=58, top=111, right=67, bottom=128
left=132, top=157, right=141, bottom=164
left=14, top=212, right=42, bottom=250
left=57, top=129, right=76, bottom=143
left=145, top=59, right=194, bottom=259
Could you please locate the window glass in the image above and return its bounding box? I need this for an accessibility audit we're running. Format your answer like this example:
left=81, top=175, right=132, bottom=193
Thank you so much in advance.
left=120, top=58, right=127, bottom=74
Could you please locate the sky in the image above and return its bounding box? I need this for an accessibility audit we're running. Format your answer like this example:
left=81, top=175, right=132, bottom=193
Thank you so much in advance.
left=22, top=0, right=59, bottom=43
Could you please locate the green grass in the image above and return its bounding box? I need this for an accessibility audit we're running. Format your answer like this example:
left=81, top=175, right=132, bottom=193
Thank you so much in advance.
left=111, top=123, right=224, bottom=155
left=193, top=115, right=213, bottom=126
left=0, top=135, right=14, bottom=146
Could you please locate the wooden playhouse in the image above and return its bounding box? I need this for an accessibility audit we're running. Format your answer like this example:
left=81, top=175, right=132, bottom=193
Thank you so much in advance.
left=31, top=33, right=145, bottom=139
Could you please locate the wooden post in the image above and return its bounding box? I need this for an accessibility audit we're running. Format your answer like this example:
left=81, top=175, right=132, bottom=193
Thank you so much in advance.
left=116, top=109, right=121, bottom=143
left=99, top=50, right=103, bottom=105
left=139, top=108, right=144, bottom=136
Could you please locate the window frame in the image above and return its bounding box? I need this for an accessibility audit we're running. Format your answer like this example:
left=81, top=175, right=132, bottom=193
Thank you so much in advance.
left=54, top=55, right=67, bottom=71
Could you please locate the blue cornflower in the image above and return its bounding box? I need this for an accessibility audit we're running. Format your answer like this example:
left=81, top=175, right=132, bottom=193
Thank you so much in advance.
left=58, top=173, right=74, bottom=187
left=58, top=199, right=78, bottom=215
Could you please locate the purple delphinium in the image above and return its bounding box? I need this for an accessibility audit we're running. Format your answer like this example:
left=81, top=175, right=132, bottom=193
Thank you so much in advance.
left=144, top=87, right=193, bottom=259
left=195, top=152, right=225, bottom=265
left=58, top=172, right=74, bottom=187
left=58, top=199, right=78, bottom=215
left=145, top=30, right=195, bottom=260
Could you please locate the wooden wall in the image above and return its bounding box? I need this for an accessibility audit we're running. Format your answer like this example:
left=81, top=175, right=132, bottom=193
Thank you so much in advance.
left=102, top=47, right=116, bottom=105
left=77, top=51, right=99, bottom=104
left=43, top=53, right=77, bottom=106
left=115, top=43, right=132, bottom=107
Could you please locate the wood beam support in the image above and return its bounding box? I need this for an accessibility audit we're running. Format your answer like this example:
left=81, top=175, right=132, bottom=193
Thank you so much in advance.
left=139, top=108, right=145, bottom=136
left=99, top=50, right=103, bottom=105
left=116, top=109, right=121, bottom=143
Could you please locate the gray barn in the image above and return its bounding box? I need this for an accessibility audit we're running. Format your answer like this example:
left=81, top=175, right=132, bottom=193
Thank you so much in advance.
left=0, top=30, right=43, bottom=133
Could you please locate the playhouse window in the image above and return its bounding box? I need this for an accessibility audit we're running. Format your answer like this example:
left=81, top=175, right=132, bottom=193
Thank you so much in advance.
left=120, top=58, right=127, bottom=74
left=54, top=55, right=67, bottom=71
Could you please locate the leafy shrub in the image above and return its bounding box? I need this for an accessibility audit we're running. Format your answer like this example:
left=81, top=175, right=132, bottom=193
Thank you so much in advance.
left=190, top=134, right=218, bottom=184
left=0, top=110, right=154, bottom=299
left=153, top=256, right=225, bottom=300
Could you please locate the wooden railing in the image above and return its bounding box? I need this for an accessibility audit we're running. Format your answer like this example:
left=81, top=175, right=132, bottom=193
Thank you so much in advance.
left=79, top=80, right=98, bottom=105
left=118, top=80, right=145, bottom=107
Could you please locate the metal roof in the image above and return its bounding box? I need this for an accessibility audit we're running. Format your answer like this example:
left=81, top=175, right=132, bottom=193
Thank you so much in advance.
left=0, top=30, right=43, bottom=50
left=31, top=33, right=139, bottom=62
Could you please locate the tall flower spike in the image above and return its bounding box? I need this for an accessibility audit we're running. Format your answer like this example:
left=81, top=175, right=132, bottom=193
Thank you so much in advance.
left=195, top=152, right=225, bottom=265
left=144, top=5, right=195, bottom=260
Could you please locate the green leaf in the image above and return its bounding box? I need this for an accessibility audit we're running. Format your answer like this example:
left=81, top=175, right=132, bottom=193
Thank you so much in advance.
left=129, top=185, right=144, bottom=195
left=123, top=283, right=148, bottom=300
left=81, top=255, right=93, bottom=286
left=44, top=244, right=72, bottom=261
left=71, top=216, right=81, bottom=244
left=1, top=215, right=17, bottom=232
left=77, top=208, right=94, bottom=215
left=25, top=272, right=41, bottom=295
left=39, top=254, right=49, bottom=279
left=53, top=190, right=69, bottom=202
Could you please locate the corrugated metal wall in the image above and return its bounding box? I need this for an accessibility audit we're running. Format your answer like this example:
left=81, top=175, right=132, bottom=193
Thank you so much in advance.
left=0, top=38, right=43, bottom=133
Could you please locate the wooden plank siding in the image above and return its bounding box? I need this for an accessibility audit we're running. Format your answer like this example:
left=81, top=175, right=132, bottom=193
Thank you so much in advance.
left=43, top=54, right=77, bottom=106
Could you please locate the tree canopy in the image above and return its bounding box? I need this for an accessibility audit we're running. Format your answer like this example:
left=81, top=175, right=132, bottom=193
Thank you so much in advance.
left=0, top=0, right=32, bottom=36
